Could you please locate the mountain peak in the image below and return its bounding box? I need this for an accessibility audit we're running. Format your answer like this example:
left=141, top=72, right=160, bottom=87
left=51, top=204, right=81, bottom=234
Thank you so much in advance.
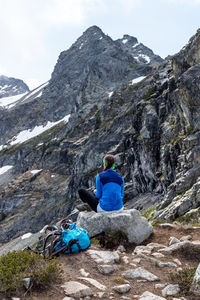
left=82, top=25, right=104, bottom=37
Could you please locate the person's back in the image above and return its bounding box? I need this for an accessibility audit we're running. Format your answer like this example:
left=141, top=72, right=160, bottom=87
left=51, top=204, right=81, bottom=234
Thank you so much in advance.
left=78, top=154, right=124, bottom=212
left=96, top=168, right=124, bottom=211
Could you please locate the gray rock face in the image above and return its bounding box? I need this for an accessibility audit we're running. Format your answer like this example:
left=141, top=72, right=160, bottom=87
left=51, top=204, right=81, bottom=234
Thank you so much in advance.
left=0, top=26, right=158, bottom=146
left=77, top=209, right=153, bottom=244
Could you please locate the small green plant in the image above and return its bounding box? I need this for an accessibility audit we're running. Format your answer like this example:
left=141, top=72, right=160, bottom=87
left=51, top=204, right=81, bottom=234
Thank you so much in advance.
left=186, top=125, right=193, bottom=136
left=0, top=250, right=62, bottom=296
left=142, top=204, right=157, bottom=221
left=169, top=267, right=196, bottom=295
left=113, top=276, right=126, bottom=284
left=170, top=134, right=185, bottom=146
left=92, top=231, right=129, bottom=249
left=142, top=85, right=156, bottom=101
left=176, top=208, right=200, bottom=225
left=129, top=62, right=137, bottom=68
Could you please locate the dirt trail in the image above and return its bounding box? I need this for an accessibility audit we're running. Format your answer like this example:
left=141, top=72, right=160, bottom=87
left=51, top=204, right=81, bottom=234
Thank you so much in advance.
left=23, top=224, right=200, bottom=300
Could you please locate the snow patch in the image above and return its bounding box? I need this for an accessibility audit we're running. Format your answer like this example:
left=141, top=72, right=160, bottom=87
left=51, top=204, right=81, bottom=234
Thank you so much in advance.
left=140, top=54, right=151, bottom=63
left=79, top=43, right=84, bottom=49
left=122, top=39, right=128, bottom=44
left=36, top=91, right=43, bottom=98
left=108, top=91, right=113, bottom=98
left=21, top=233, right=32, bottom=240
left=9, top=114, right=70, bottom=146
left=0, top=165, right=13, bottom=175
left=134, top=56, right=140, bottom=62
left=133, top=54, right=151, bottom=64
left=99, top=37, right=102, bottom=40
left=30, top=169, right=42, bottom=175
left=132, top=43, right=139, bottom=48
left=131, top=76, right=146, bottom=85
left=0, top=92, right=27, bottom=108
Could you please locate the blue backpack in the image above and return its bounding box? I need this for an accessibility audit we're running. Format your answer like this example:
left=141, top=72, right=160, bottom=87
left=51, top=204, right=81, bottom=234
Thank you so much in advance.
left=42, top=223, right=91, bottom=256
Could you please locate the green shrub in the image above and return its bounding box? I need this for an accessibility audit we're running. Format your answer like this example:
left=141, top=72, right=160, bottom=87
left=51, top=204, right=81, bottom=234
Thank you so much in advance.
left=113, top=276, right=127, bottom=284
left=0, top=250, right=62, bottom=296
left=141, top=204, right=157, bottom=221
left=129, top=62, right=137, bottom=68
left=186, top=125, right=193, bottom=136
left=169, top=267, right=196, bottom=295
left=142, top=85, right=156, bottom=101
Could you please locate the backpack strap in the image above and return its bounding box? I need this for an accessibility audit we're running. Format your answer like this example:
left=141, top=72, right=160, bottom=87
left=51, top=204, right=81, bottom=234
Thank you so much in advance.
left=68, top=239, right=82, bottom=253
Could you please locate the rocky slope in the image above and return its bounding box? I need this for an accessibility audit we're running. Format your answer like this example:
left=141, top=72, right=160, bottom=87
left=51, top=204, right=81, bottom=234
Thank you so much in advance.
left=1, top=223, right=200, bottom=299
left=0, top=26, right=200, bottom=244
left=0, top=75, right=29, bottom=98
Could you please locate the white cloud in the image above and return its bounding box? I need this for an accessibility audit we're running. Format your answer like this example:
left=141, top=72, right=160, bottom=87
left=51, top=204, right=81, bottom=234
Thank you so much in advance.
left=41, top=0, right=86, bottom=26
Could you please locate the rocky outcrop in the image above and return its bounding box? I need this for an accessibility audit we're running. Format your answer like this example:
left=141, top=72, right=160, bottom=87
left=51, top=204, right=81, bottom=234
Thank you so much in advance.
left=77, top=209, right=153, bottom=244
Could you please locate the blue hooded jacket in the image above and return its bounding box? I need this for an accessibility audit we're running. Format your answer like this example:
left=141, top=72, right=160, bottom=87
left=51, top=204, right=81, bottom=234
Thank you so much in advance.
left=95, top=169, right=124, bottom=211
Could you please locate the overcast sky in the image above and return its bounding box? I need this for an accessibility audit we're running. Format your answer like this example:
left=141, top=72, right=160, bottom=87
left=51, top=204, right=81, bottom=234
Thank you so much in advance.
left=0, top=0, right=199, bottom=90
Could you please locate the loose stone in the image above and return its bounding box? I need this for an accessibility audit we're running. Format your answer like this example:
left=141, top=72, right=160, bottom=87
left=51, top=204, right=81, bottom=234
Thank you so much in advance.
left=139, top=291, right=166, bottom=299
left=22, top=277, right=31, bottom=290
left=121, top=256, right=129, bottom=264
left=113, top=284, right=131, bottom=294
left=95, top=292, right=108, bottom=298
left=169, top=237, right=180, bottom=246
left=180, top=235, right=192, bottom=241
left=123, top=267, right=160, bottom=281
left=80, top=268, right=90, bottom=277
left=162, top=284, right=180, bottom=296
left=173, top=258, right=182, bottom=266
left=87, top=249, right=120, bottom=264
left=97, top=264, right=116, bottom=275
left=132, top=258, right=141, bottom=263
left=151, top=252, right=165, bottom=258
left=78, top=277, right=106, bottom=290
left=155, top=283, right=166, bottom=289
left=117, top=245, right=126, bottom=252
left=61, top=281, right=93, bottom=298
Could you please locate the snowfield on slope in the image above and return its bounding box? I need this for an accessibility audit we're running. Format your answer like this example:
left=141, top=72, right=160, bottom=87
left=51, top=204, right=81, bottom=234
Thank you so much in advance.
left=0, top=114, right=70, bottom=151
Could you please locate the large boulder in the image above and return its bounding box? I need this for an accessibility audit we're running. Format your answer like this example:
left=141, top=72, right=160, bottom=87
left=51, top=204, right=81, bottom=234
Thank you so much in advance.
left=76, top=209, right=153, bottom=244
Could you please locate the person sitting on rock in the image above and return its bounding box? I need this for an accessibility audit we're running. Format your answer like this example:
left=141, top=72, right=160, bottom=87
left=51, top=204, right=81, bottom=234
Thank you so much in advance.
left=78, top=154, right=124, bottom=212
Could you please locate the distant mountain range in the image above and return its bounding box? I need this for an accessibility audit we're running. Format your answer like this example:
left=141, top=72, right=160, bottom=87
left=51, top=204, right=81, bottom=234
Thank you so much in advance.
left=0, top=75, right=29, bottom=99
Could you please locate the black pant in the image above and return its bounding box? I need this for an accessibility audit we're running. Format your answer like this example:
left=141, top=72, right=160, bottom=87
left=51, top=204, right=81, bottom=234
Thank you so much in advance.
left=78, top=188, right=99, bottom=212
